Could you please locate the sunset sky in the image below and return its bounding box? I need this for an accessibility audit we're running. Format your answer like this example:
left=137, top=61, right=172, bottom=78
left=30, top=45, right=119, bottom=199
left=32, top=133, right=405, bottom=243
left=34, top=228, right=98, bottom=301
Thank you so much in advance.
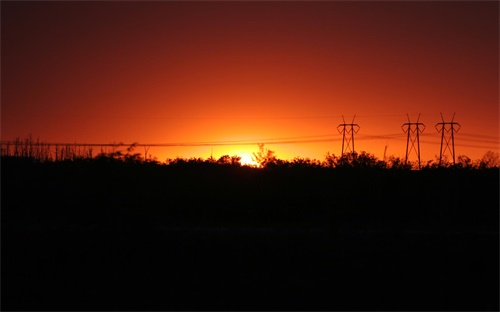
left=2, top=1, right=499, bottom=163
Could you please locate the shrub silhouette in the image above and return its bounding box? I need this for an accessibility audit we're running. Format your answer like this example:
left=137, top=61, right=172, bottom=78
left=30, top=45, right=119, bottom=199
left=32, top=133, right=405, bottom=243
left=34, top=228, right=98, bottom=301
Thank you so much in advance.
left=216, top=154, right=242, bottom=166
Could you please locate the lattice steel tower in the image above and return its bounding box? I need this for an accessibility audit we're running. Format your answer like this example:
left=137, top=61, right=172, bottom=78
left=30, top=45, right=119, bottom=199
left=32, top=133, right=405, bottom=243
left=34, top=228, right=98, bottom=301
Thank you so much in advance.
left=337, top=115, right=360, bottom=156
left=402, top=113, right=425, bottom=169
left=435, top=112, right=461, bottom=165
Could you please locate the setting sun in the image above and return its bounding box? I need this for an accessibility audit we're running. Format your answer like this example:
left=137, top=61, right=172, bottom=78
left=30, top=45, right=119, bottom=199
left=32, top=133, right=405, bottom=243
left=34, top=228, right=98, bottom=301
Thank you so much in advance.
left=239, top=153, right=259, bottom=167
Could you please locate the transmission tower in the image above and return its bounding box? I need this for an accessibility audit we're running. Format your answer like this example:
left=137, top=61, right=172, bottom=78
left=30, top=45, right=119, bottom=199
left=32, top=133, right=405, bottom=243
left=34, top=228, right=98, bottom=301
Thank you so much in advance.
left=401, top=113, right=425, bottom=169
left=337, top=115, right=360, bottom=156
left=435, top=112, right=461, bottom=165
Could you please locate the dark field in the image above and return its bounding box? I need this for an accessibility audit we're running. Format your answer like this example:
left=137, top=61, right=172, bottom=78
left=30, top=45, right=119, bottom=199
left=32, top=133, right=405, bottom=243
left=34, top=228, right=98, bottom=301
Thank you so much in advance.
left=2, top=157, right=499, bottom=311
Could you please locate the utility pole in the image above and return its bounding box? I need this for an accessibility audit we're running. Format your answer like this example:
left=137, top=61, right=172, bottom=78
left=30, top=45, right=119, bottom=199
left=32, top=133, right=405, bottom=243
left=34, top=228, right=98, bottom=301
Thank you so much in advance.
left=402, top=113, right=425, bottom=169
left=435, top=112, right=461, bottom=165
left=337, top=115, right=360, bottom=157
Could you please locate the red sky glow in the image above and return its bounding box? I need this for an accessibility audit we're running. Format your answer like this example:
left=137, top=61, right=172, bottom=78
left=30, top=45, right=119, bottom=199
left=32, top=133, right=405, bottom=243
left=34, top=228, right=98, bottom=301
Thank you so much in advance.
left=2, top=1, right=499, bottom=163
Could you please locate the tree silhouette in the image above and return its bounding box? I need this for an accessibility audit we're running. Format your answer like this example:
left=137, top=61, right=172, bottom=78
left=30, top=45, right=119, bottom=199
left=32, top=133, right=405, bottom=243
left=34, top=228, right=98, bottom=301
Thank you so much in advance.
left=480, top=151, right=500, bottom=169
left=252, top=144, right=278, bottom=167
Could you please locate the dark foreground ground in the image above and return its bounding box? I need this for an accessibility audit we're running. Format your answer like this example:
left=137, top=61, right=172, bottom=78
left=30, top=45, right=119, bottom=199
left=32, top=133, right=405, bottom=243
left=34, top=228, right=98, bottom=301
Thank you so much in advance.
left=2, top=158, right=499, bottom=311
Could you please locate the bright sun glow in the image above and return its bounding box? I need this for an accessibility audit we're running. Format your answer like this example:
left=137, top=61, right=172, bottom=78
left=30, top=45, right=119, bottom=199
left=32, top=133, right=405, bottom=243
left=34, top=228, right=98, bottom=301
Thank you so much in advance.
left=239, top=153, right=259, bottom=167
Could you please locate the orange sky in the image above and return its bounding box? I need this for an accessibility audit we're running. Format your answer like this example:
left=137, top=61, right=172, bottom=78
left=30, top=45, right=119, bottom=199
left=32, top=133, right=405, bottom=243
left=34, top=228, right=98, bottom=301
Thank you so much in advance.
left=2, top=1, right=499, bottom=163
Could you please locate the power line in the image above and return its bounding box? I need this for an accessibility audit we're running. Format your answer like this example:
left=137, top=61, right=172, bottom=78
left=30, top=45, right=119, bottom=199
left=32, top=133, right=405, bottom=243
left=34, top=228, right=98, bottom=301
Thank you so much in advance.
left=0, top=137, right=343, bottom=148
left=3, top=131, right=498, bottom=149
